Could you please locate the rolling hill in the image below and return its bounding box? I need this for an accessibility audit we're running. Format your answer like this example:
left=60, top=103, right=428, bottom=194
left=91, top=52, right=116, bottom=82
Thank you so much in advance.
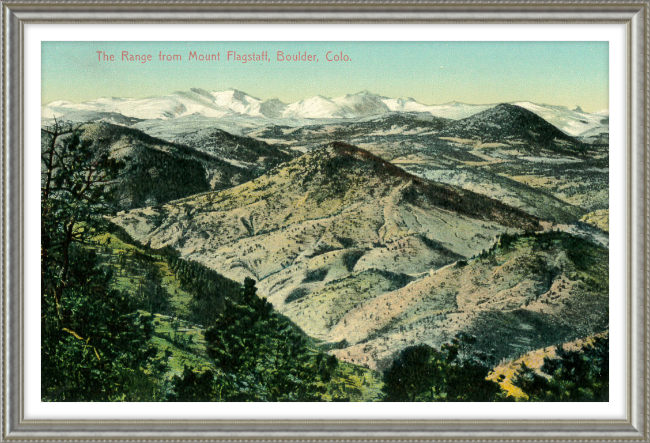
left=50, top=122, right=298, bottom=210
left=111, top=142, right=557, bottom=368
left=113, top=141, right=540, bottom=273
left=167, top=127, right=296, bottom=173
left=327, top=231, right=608, bottom=370
left=71, top=123, right=256, bottom=209
left=439, top=104, right=586, bottom=154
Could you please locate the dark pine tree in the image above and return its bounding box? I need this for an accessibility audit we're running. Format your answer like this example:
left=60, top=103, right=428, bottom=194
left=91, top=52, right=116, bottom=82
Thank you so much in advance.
left=41, top=121, right=163, bottom=401
left=170, top=277, right=335, bottom=401
left=512, top=334, right=609, bottom=401
left=382, top=333, right=505, bottom=402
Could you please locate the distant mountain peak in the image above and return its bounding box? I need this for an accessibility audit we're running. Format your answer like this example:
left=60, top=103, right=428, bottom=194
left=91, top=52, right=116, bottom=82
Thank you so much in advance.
left=41, top=90, right=608, bottom=139
left=213, top=88, right=260, bottom=102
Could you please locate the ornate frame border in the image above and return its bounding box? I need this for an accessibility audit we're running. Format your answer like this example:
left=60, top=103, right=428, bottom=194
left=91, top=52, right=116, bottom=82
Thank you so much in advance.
left=2, top=4, right=647, bottom=440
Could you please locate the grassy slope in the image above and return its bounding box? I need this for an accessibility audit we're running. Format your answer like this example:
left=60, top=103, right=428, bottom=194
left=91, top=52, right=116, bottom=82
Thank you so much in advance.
left=580, top=209, right=609, bottom=233
left=89, top=228, right=383, bottom=401
left=328, top=231, right=608, bottom=371
left=487, top=332, right=608, bottom=399
left=93, top=231, right=194, bottom=318
left=112, top=144, right=542, bottom=360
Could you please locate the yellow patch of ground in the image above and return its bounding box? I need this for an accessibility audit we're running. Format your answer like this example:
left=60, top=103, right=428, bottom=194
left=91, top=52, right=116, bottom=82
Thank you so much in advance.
left=580, top=209, right=609, bottom=232
left=391, top=155, right=436, bottom=165
left=487, top=333, right=607, bottom=399
left=507, top=175, right=564, bottom=190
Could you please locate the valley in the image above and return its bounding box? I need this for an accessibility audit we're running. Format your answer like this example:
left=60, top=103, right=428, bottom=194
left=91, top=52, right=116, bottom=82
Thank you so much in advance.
left=42, top=89, right=610, bottom=401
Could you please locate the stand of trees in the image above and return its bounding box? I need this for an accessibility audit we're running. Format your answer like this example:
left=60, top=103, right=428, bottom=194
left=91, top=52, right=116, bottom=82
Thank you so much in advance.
left=41, top=122, right=165, bottom=401
left=166, top=256, right=241, bottom=326
left=381, top=332, right=609, bottom=402
left=512, top=334, right=609, bottom=401
left=381, top=333, right=506, bottom=402
left=40, top=121, right=608, bottom=403
left=169, top=278, right=341, bottom=401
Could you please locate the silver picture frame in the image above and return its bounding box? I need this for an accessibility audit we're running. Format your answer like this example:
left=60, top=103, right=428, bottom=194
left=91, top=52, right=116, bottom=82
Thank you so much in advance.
left=2, top=2, right=647, bottom=441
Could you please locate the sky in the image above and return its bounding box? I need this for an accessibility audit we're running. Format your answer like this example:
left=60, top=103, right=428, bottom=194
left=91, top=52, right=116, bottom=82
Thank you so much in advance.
left=42, top=41, right=609, bottom=112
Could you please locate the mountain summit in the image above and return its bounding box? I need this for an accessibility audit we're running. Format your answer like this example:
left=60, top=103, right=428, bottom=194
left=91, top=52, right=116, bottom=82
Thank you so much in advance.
left=114, top=141, right=540, bottom=292
left=440, top=103, right=585, bottom=153
left=42, top=90, right=609, bottom=139
left=110, top=143, right=609, bottom=372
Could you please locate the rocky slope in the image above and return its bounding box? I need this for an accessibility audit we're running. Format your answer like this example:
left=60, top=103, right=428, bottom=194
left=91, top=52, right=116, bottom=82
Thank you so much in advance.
left=328, top=232, right=608, bottom=370
left=111, top=142, right=565, bottom=367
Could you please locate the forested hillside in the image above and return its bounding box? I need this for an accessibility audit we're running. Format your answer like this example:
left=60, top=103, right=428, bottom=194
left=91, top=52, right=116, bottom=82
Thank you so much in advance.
left=42, top=113, right=609, bottom=402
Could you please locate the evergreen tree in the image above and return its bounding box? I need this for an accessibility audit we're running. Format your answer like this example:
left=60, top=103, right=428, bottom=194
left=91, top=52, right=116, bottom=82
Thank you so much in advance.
left=167, top=367, right=223, bottom=402
left=41, top=121, right=163, bottom=401
left=166, top=255, right=240, bottom=326
left=382, top=345, right=440, bottom=401
left=179, top=278, right=335, bottom=401
left=512, top=334, right=609, bottom=401
left=382, top=334, right=504, bottom=402
left=140, top=264, right=172, bottom=315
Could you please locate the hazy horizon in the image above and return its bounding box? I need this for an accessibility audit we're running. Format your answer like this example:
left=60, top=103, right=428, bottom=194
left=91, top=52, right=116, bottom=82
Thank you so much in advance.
left=42, top=41, right=609, bottom=113
left=42, top=88, right=610, bottom=114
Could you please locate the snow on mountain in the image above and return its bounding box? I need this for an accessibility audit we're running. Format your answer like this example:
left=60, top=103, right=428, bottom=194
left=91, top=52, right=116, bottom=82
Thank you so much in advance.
left=210, top=89, right=269, bottom=117
left=42, top=89, right=609, bottom=138
left=283, top=96, right=344, bottom=119
left=513, top=101, right=608, bottom=137
left=330, top=91, right=391, bottom=117
left=209, top=89, right=289, bottom=118
left=42, top=88, right=287, bottom=121
left=381, top=97, right=416, bottom=111
left=421, top=102, right=494, bottom=120
left=283, top=92, right=389, bottom=118
left=42, top=89, right=228, bottom=120
left=382, top=98, right=494, bottom=120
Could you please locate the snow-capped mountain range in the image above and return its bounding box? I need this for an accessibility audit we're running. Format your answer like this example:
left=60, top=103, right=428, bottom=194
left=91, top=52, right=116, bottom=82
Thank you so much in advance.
left=42, top=89, right=608, bottom=137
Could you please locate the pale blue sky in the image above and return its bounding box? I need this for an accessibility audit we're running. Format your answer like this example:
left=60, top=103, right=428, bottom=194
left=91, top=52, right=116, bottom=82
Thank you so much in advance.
left=42, top=41, right=609, bottom=112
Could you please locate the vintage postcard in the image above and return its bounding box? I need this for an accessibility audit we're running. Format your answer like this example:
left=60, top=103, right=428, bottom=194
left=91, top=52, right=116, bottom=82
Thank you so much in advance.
left=40, top=41, right=609, bottom=402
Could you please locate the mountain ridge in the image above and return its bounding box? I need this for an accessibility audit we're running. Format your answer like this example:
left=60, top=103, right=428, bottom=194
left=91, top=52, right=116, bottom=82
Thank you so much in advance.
left=439, top=104, right=586, bottom=154
left=43, top=89, right=608, bottom=138
left=55, top=122, right=296, bottom=210
left=113, top=141, right=541, bottom=285
left=111, top=144, right=605, bottom=372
